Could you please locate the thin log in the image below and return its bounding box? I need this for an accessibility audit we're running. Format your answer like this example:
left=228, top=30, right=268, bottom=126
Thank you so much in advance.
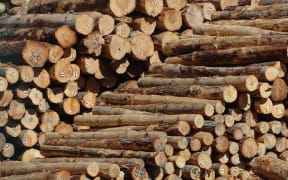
left=0, top=77, right=8, bottom=92
left=1, top=143, right=15, bottom=159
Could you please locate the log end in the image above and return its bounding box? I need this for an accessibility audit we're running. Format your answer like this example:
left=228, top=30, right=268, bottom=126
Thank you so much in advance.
left=75, top=13, right=95, bottom=36
left=22, top=40, right=49, bottom=68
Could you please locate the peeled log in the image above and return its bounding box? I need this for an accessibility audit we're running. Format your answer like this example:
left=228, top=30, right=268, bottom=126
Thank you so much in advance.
left=250, top=156, right=288, bottom=180
left=212, top=3, right=288, bottom=20
left=75, top=114, right=204, bottom=128
left=163, top=34, right=288, bottom=56
left=135, top=0, right=164, bottom=17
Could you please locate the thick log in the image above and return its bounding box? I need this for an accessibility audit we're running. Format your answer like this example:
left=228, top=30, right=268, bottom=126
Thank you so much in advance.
left=182, top=4, right=204, bottom=27
left=253, top=98, right=273, bottom=115
left=149, top=63, right=263, bottom=86
left=214, top=136, right=230, bottom=153
left=110, top=103, right=214, bottom=117
left=111, top=58, right=130, bottom=74
left=116, top=84, right=237, bottom=103
left=100, top=91, right=225, bottom=114
left=0, top=77, right=8, bottom=92
left=212, top=3, right=288, bottom=20
left=74, top=114, right=204, bottom=128
left=21, top=110, right=39, bottom=130
left=164, top=0, right=187, bottom=10
left=27, top=0, right=136, bottom=17
left=250, top=156, right=288, bottom=180
left=48, top=45, right=64, bottom=63
left=19, top=129, right=38, bottom=148
left=192, top=131, right=214, bottom=146
left=130, top=31, right=154, bottom=61
left=114, top=22, right=131, bottom=38
left=163, top=34, right=288, bottom=56
left=5, top=124, right=21, bottom=138
left=135, top=0, right=163, bottom=17
left=15, top=65, right=34, bottom=83
left=0, top=110, right=8, bottom=127
left=102, top=35, right=130, bottom=60
left=157, top=8, right=182, bottom=31
left=79, top=32, right=104, bottom=57
left=21, top=148, right=44, bottom=162
left=40, top=145, right=158, bottom=159
left=241, top=138, right=258, bottom=159
left=198, top=2, right=216, bottom=21
left=8, top=99, right=25, bottom=120
left=165, top=45, right=288, bottom=66
left=39, top=110, right=60, bottom=133
left=1, top=143, right=15, bottom=159
left=257, top=133, right=277, bottom=150
left=271, top=78, right=288, bottom=102
left=212, top=18, right=288, bottom=32
left=46, top=88, right=64, bottom=104
left=187, top=152, right=212, bottom=169
left=255, top=121, right=269, bottom=134
left=153, top=31, right=179, bottom=55
left=191, top=0, right=238, bottom=10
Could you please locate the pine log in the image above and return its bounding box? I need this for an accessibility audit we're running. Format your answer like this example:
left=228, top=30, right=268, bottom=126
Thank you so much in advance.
left=100, top=91, right=225, bottom=114
left=212, top=3, right=288, bottom=20
left=92, top=106, right=154, bottom=115
left=110, top=103, right=214, bottom=117
left=202, top=120, right=226, bottom=137
left=187, top=152, right=212, bottom=169
left=240, top=138, right=258, bottom=158
left=102, top=35, right=130, bottom=60
left=116, top=84, right=237, bottom=103
left=49, top=59, right=72, bottom=83
left=212, top=18, right=288, bottom=32
left=48, top=45, right=64, bottom=63
left=199, top=2, right=216, bottom=21
left=269, top=120, right=282, bottom=135
left=27, top=0, right=136, bottom=17
left=271, top=103, right=285, bottom=119
left=149, top=63, right=264, bottom=85
left=0, top=133, right=5, bottom=152
left=46, top=88, right=64, bottom=104
left=214, top=136, right=230, bottom=153
left=131, top=16, right=156, bottom=35
left=192, top=131, right=214, bottom=146
left=8, top=99, right=25, bottom=120
left=74, top=114, right=204, bottom=128
left=0, top=110, right=8, bottom=127
left=182, top=4, right=204, bottom=27
left=54, top=25, right=77, bottom=48
left=135, top=0, right=163, bottom=17
left=64, top=81, right=79, bottom=98
left=33, top=68, right=50, bottom=89
left=15, top=65, right=34, bottom=83
left=111, top=58, right=130, bottom=74
left=21, top=148, right=44, bottom=162
left=251, top=83, right=271, bottom=98
left=130, top=31, right=154, bottom=61
left=164, top=0, right=186, bottom=10
left=253, top=98, right=273, bottom=114
left=255, top=121, right=269, bottom=134
left=21, top=40, right=49, bottom=67
left=21, top=110, right=39, bottom=130
left=257, top=133, right=277, bottom=150
left=250, top=156, right=288, bottom=180
left=191, top=0, right=238, bottom=10
left=251, top=0, right=288, bottom=6
left=1, top=143, right=15, bottom=159
left=157, top=8, right=182, bottom=31
left=19, top=129, right=38, bottom=147
left=114, top=22, right=131, bottom=38
left=153, top=31, right=179, bottom=55
left=44, top=136, right=166, bottom=152
left=164, top=45, right=288, bottom=66
left=271, top=78, right=288, bottom=102
left=0, top=2, right=7, bottom=13
left=5, top=124, right=21, bottom=138
left=279, top=150, right=288, bottom=161
left=78, top=57, right=100, bottom=75
left=39, top=110, right=60, bottom=133
left=0, top=89, right=13, bottom=107
left=0, top=77, right=8, bottom=92
left=238, top=93, right=251, bottom=111
left=40, top=145, right=158, bottom=159
left=0, top=64, right=19, bottom=84
left=78, top=32, right=104, bottom=57
left=163, top=34, right=288, bottom=56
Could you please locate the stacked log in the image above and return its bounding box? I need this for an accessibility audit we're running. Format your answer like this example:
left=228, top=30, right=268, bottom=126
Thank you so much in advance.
left=0, top=0, right=288, bottom=179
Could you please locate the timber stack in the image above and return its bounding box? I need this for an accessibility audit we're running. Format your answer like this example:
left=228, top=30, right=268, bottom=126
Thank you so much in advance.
left=0, top=0, right=288, bottom=179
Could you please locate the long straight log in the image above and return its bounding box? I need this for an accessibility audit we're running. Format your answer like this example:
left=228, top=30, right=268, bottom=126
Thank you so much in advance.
left=115, top=84, right=237, bottom=103
left=106, top=103, right=214, bottom=117
left=251, top=0, right=288, bottom=5
left=100, top=91, right=225, bottom=114
left=27, top=0, right=136, bottom=17
left=211, top=3, right=288, bottom=20
left=190, top=24, right=288, bottom=36
left=250, top=155, right=288, bottom=180
left=74, top=114, right=204, bottom=128
left=164, top=45, right=288, bottom=66
left=149, top=63, right=272, bottom=82
left=164, top=34, right=288, bottom=56
left=0, top=171, right=69, bottom=180
left=92, top=106, right=154, bottom=115
left=40, top=145, right=157, bottom=159
left=212, top=18, right=288, bottom=32
left=190, top=0, right=237, bottom=10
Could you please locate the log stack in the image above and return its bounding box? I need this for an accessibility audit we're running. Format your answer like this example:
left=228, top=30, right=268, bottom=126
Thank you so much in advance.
left=0, top=0, right=288, bottom=179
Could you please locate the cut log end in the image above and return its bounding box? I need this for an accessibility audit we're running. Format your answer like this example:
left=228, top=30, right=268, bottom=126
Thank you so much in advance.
left=110, top=0, right=136, bottom=17
left=99, top=15, right=115, bottom=35
left=131, top=32, right=154, bottom=61
left=63, top=97, right=80, bottom=115
left=241, top=138, right=258, bottom=158
left=75, top=13, right=95, bottom=36
left=157, top=9, right=182, bottom=31
left=22, top=40, right=49, bottom=67
left=183, top=4, right=204, bottom=27
left=245, top=75, right=258, bottom=92
left=55, top=25, right=78, bottom=48
left=223, top=85, right=238, bottom=103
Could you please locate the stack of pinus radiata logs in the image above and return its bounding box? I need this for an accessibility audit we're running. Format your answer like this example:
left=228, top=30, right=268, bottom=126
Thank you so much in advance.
left=0, top=0, right=288, bottom=179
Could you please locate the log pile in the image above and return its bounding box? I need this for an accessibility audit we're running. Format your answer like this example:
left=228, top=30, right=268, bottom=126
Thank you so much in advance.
left=0, top=0, right=288, bottom=179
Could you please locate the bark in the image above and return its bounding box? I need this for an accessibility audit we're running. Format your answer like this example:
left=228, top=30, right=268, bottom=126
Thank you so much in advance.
left=212, top=3, right=288, bottom=20
left=164, top=34, right=288, bottom=56
left=165, top=45, right=288, bottom=66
